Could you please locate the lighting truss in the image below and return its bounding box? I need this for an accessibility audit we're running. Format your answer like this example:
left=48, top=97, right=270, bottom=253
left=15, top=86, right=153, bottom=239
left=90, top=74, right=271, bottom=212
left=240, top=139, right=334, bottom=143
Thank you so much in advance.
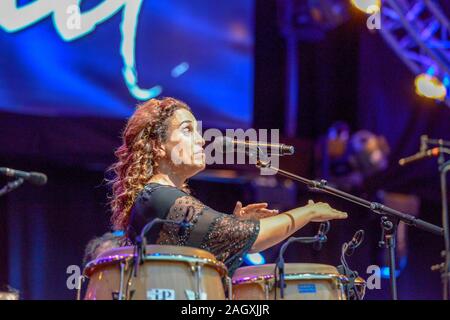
left=379, top=0, right=450, bottom=106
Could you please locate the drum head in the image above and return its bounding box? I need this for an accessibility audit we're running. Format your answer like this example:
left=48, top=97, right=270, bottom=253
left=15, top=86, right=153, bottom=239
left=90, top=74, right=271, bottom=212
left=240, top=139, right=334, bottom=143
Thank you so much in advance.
left=83, top=245, right=228, bottom=300
left=96, top=245, right=218, bottom=260
left=84, top=245, right=226, bottom=277
left=232, top=263, right=342, bottom=284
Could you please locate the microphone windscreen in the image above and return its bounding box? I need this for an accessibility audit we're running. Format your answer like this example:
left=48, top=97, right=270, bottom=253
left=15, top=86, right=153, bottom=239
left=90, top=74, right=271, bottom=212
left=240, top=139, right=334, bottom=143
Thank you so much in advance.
left=29, top=172, right=48, bottom=186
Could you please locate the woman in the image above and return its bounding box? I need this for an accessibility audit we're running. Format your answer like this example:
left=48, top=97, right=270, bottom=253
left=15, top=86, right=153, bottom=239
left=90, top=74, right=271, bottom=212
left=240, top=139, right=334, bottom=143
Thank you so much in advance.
left=109, top=97, right=347, bottom=274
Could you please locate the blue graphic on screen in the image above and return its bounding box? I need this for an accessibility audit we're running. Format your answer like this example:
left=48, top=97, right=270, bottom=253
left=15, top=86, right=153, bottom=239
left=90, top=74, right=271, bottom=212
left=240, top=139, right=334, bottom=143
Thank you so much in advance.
left=0, top=0, right=254, bottom=128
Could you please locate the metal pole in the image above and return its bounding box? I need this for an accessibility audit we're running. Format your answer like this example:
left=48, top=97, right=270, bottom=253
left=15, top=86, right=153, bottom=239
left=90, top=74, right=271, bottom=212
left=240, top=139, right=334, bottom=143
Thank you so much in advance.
left=440, top=161, right=450, bottom=300
left=387, top=233, right=398, bottom=300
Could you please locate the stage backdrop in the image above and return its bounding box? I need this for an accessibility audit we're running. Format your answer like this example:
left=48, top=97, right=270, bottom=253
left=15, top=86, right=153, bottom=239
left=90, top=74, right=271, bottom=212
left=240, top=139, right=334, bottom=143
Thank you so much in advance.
left=0, top=0, right=254, bottom=129
left=0, top=0, right=255, bottom=300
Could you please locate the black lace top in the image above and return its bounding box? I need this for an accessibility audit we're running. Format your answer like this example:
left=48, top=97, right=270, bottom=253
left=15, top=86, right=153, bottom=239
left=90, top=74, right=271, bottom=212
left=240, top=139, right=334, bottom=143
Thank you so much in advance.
left=128, top=183, right=260, bottom=275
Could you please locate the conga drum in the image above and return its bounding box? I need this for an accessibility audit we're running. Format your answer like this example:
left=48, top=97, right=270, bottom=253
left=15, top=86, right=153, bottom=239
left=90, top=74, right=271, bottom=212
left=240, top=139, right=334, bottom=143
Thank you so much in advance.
left=232, top=263, right=354, bottom=300
left=82, top=245, right=228, bottom=300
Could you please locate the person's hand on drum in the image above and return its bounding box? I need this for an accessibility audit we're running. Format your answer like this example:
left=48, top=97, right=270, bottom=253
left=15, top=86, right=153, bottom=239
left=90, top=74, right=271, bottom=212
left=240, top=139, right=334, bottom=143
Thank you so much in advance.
left=305, top=200, right=348, bottom=222
left=233, top=201, right=279, bottom=220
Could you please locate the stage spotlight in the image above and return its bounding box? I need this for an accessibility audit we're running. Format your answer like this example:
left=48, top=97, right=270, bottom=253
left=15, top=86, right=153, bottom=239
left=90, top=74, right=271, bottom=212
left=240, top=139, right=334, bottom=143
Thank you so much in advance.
left=315, top=122, right=390, bottom=191
left=244, top=253, right=266, bottom=265
left=351, top=0, right=381, bottom=13
left=414, top=73, right=447, bottom=101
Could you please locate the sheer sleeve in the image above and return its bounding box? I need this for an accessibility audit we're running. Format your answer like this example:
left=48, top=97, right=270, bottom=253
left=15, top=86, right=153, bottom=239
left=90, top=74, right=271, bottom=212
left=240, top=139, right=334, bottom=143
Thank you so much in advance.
left=129, top=183, right=260, bottom=274
left=199, top=210, right=260, bottom=274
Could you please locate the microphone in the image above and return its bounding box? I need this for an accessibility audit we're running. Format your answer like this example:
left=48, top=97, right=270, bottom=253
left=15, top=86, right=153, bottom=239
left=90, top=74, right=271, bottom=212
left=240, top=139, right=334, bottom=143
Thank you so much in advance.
left=398, top=147, right=440, bottom=166
left=213, top=136, right=295, bottom=156
left=0, top=167, right=47, bottom=186
left=336, top=230, right=366, bottom=300
left=313, top=221, right=330, bottom=251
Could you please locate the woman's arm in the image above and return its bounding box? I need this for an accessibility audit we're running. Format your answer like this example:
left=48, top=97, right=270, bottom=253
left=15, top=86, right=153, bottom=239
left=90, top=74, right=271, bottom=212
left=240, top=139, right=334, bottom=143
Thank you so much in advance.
left=249, top=201, right=347, bottom=253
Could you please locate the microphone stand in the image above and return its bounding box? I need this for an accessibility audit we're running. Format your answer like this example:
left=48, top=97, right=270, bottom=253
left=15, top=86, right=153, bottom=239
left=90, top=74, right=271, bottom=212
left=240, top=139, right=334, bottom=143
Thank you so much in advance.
left=378, top=216, right=398, bottom=299
left=439, top=160, right=450, bottom=300
left=0, top=178, right=24, bottom=197
left=412, top=136, right=450, bottom=300
left=252, top=149, right=443, bottom=300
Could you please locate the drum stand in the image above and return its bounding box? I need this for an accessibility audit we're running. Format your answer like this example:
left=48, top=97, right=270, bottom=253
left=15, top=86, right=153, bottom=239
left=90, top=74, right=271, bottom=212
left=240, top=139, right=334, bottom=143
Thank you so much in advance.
left=251, top=147, right=443, bottom=300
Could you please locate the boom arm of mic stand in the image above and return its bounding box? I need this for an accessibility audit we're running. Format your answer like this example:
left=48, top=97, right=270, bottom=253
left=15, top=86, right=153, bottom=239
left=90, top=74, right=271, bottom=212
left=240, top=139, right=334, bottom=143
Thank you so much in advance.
left=256, top=160, right=442, bottom=301
left=256, top=160, right=444, bottom=236
left=0, top=178, right=24, bottom=197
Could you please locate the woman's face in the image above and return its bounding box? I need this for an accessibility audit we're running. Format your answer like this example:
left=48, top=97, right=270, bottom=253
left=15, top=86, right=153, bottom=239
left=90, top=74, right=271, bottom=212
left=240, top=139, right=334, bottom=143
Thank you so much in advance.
left=157, top=108, right=206, bottom=177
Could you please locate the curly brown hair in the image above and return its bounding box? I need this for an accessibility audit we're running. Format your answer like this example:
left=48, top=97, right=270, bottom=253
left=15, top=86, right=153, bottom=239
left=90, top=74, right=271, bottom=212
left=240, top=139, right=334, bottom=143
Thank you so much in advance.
left=108, top=97, right=191, bottom=231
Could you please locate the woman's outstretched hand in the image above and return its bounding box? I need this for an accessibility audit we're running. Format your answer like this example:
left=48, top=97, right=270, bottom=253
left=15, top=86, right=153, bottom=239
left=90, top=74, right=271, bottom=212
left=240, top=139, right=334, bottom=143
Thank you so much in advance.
left=233, top=201, right=279, bottom=220
left=305, top=200, right=348, bottom=222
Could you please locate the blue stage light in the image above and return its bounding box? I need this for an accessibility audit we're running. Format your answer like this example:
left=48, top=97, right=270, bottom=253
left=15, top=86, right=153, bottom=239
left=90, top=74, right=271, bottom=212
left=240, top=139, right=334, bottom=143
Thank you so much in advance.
left=443, top=75, right=450, bottom=88
left=171, top=62, right=190, bottom=78
left=380, top=256, right=408, bottom=279
left=426, top=66, right=435, bottom=76
left=112, top=230, right=125, bottom=237
left=244, top=253, right=266, bottom=265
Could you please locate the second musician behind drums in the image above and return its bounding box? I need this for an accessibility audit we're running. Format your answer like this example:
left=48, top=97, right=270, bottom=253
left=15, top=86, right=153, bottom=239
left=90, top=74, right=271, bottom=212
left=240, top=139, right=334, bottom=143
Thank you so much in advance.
left=108, top=97, right=347, bottom=275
